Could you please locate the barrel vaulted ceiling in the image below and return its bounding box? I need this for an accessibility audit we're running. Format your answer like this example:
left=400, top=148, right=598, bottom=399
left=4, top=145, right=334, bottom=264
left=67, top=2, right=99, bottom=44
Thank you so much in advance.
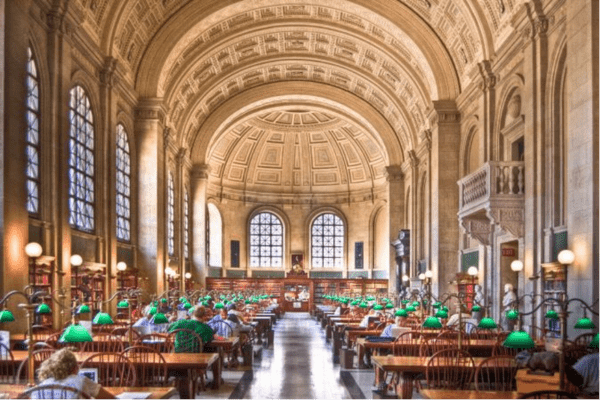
left=72, top=0, right=524, bottom=182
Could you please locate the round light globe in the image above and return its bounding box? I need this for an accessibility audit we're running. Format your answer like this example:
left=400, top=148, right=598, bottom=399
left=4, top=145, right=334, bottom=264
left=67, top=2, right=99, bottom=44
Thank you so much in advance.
left=165, top=266, right=174, bottom=276
left=402, top=274, right=410, bottom=282
left=467, top=266, right=478, bottom=276
left=185, top=272, right=192, bottom=279
left=25, top=242, right=43, bottom=258
left=418, top=273, right=425, bottom=280
left=557, top=249, right=575, bottom=265
left=70, top=254, right=83, bottom=267
left=510, top=260, right=524, bottom=272
left=425, top=270, right=433, bottom=278
left=116, top=262, right=127, bottom=272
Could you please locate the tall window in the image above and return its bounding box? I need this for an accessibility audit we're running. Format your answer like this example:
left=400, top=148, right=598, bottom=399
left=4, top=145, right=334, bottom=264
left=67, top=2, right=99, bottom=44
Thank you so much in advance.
left=167, top=172, right=174, bottom=256
left=26, top=47, right=41, bottom=215
left=249, top=212, right=283, bottom=267
left=116, top=124, right=131, bottom=241
left=207, top=203, right=222, bottom=267
left=68, top=85, right=95, bottom=232
left=183, top=189, right=189, bottom=260
left=311, top=213, right=344, bottom=268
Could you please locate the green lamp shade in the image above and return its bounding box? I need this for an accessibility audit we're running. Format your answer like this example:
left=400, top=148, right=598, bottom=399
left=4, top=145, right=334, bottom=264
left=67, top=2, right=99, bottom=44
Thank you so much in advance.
left=401, top=300, right=410, bottom=305
left=405, top=306, right=417, bottom=312
left=152, top=313, right=169, bottom=324
left=188, top=306, right=196, bottom=315
left=423, top=300, right=428, bottom=306
left=179, top=297, right=187, bottom=302
left=412, top=301, right=420, bottom=307
left=215, top=302, right=225, bottom=309
left=478, top=317, right=498, bottom=329
left=0, top=310, right=15, bottom=323
left=160, top=298, right=167, bottom=304
left=148, top=306, right=158, bottom=316
left=435, top=310, right=448, bottom=319
left=359, top=302, right=368, bottom=308
left=545, top=310, right=559, bottom=320
left=244, top=300, right=251, bottom=304
left=382, top=298, right=389, bottom=303
left=77, top=305, right=91, bottom=314
left=574, top=317, right=596, bottom=329
left=36, top=303, right=51, bottom=314
left=385, top=303, right=394, bottom=309
left=373, top=304, right=384, bottom=310
left=117, top=301, right=129, bottom=308
left=204, top=295, right=211, bottom=300
left=471, top=305, right=481, bottom=312
left=506, top=310, right=519, bottom=321
left=183, top=302, right=192, bottom=310
left=423, top=316, right=443, bottom=329
left=92, top=312, right=114, bottom=325
left=503, top=331, right=535, bottom=349
left=202, top=301, right=209, bottom=307
left=351, top=300, right=359, bottom=306
left=59, top=324, right=93, bottom=343
left=432, top=302, right=442, bottom=309
left=441, top=306, right=449, bottom=312
left=395, top=309, right=408, bottom=317
left=589, top=333, right=599, bottom=349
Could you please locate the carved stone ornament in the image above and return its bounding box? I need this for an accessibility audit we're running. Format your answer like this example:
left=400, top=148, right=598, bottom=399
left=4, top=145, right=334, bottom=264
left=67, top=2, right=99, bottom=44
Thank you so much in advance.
left=191, top=164, right=211, bottom=181
left=507, top=94, right=522, bottom=119
left=385, top=166, right=404, bottom=182
left=487, top=207, right=524, bottom=238
left=460, top=215, right=493, bottom=246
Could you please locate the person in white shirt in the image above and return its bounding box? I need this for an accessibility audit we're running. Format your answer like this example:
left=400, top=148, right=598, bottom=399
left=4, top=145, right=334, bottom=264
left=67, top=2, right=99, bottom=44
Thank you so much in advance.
left=36, top=348, right=115, bottom=399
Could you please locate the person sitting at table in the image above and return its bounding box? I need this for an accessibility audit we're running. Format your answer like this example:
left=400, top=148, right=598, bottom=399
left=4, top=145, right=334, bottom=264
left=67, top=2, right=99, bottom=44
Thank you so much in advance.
left=572, top=352, right=599, bottom=397
left=132, top=308, right=168, bottom=335
left=168, top=306, right=214, bottom=352
left=445, top=305, right=472, bottom=331
left=362, top=317, right=400, bottom=368
left=359, top=307, right=382, bottom=328
left=36, top=348, right=115, bottom=399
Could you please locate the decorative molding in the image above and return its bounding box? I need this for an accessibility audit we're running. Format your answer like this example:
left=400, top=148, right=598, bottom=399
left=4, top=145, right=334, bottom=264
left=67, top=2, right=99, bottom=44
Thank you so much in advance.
left=135, top=99, right=167, bottom=124
left=478, top=60, right=497, bottom=91
left=487, top=207, right=524, bottom=239
left=191, top=164, right=211, bottom=181
left=460, top=215, right=493, bottom=246
left=99, top=57, right=118, bottom=87
left=385, top=166, right=404, bottom=182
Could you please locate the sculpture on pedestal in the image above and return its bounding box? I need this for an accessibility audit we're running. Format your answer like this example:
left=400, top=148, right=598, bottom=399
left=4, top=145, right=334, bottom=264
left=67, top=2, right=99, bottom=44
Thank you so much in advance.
left=501, top=283, right=517, bottom=331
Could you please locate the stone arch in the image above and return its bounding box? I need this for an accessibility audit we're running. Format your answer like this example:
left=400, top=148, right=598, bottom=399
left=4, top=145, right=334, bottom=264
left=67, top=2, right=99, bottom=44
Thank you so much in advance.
left=369, top=201, right=389, bottom=271
left=494, top=74, right=525, bottom=161
left=189, top=81, right=403, bottom=167
left=69, top=71, right=103, bottom=137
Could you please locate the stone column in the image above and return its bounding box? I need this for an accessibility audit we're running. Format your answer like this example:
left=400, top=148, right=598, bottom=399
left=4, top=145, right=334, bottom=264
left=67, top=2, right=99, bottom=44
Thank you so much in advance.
left=176, top=148, right=188, bottom=292
left=407, top=151, right=419, bottom=278
left=135, top=99, right=166, bottom=294
left=566, top=0, right=599, bottom=333
left=385, top=166, right=404, bottom=293
left=429, top=101, right=461, bottom=297
left=191, top=164, right=210, bottom=287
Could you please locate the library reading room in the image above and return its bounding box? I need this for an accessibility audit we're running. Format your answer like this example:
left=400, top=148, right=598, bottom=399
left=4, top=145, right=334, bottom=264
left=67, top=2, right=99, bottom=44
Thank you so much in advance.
left=0, top=0, right=598, bottom=399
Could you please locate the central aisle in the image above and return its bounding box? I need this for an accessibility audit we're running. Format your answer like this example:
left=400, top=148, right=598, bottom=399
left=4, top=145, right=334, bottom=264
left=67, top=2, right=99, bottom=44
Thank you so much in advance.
left=242, top=312, right=351, bottom=399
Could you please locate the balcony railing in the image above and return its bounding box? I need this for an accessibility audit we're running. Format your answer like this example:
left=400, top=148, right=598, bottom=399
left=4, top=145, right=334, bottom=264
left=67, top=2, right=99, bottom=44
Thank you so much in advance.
left=458, top=161, right=525, bottom=213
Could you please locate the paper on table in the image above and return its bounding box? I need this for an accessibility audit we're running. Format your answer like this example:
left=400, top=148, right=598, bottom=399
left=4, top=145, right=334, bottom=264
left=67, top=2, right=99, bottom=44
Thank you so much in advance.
left=116, top=392, right=152, bottom=399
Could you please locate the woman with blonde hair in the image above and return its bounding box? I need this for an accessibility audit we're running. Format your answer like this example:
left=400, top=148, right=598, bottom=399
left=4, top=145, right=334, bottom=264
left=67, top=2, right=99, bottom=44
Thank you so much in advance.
left=36, top=348, right=115, bottom=399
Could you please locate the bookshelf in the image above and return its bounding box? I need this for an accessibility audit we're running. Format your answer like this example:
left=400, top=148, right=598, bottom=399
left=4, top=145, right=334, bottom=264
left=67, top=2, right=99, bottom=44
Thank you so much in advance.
left=29, top=255, right=55, bottom=327
left=541, top=262, right=566, bottom=335
left=71, top=262, right=106, bottom=314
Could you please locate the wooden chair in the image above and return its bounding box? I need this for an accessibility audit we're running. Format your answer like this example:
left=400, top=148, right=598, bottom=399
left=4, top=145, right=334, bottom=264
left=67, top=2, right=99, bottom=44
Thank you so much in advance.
left=82, top=333, right=124, bottom=353
left=15, top=349, right=56, bottom=384
left=0, top=343, right=14, bottom=384
left=80, top=352, right=136, bottom=387
left=27, top=325, right=55, bottom=342
left=110, top=326, right=141, bottom=342
left=120, top=345, right=169, bottom=387
left=393, top=331, right=424, bottom=357
left=17, top=384, right=92, bottom=399
left=135, top=333, right=173, bottom=353
left=470, top=327, right=499, bottom=340
left=518, top=390, right=577, bottom=399
left=425, top=337, right=457, bottom=356
left=425, top=348, right=475, bottom=390
left=474, top=355, right=518, bottom=391
left=572, top=333, right=597, bottom=348
left=167, top=328, right=203, bottom=353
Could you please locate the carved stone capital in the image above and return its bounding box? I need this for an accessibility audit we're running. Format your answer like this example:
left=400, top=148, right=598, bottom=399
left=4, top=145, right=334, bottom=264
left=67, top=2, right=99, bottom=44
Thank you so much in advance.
left=176, top=147, right=188, bottom=164
left=487, top=207, right=524, bottom=238
left=191, top=164, right=211, bottom=181
left=428, top=101, right=460, bottom=126
left=407, top=150, right=419, bottom=170
left=478, top=60, right=496, bottom=92
left=135, top=99, right=167, bottom=124
left=385, top=165, right=404, bottom=182
left=100, top=57, right=118, bottom=87
left=163, top=127, right=173, bottom=151
left=460, top=216, right=493, bottom=246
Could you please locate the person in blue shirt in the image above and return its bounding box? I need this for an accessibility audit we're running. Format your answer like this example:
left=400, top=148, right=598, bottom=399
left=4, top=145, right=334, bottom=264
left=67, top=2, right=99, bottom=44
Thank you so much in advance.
left=380, top=317, right=401, bottom=337
left=573, top=352, right=599, bottom=397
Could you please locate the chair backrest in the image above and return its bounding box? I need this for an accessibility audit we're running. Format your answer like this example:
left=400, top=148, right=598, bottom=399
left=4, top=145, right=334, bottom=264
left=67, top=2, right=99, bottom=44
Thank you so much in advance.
left=0, top=343, right=14, bottom=384
left=572, top=333, right=597, bottom=347
left=492, top=341, right=521, bottom=357
left=474, top=355, right=518, bottom=391
left=80, top=352, right=136, bottom=387
left=135, top=333, right=173, bottom=353
left=426, top=337, right=458, bottom=356
left=82, top=333, right=124, bottom=353
left=110, top=327, right=141, bottom=342
left=168, top=328, right=203, bottom=353
left=470, top=327, right=499, bottom=340
left=28, top=325, right=55, bottom=342
left=393, top=331, right=423, bottom=357
left=17, top=384, right=92, bottom=399
left=425, top=348, right=475, bottom=390
left=14, top=349, right=54, bottom=385
left=120, top=345, right=168, bottom=387
left=517, top=390, right=577, bottom=399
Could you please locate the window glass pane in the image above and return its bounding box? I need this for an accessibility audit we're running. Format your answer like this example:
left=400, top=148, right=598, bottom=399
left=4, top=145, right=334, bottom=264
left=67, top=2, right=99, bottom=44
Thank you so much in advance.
left=184, top=189, right=189, bottom=260
left=167, top=173, right=174, bottom=256
left=310, top=213, right=344, bottom=268
left=249, top=212, right=284, bottom=268
left=26, top=48, right=41, bottom=215
left=68, top=85, right=95, bottom=231
left=116, top=124, right=131, bottom=242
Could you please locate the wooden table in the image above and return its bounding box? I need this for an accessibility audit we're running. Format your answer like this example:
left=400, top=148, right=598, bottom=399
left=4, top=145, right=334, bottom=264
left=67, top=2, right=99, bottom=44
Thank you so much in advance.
left=420, top=389, right=518, bottom=399
left=371, top=356, right=489, bottom=399
left=0, top=385, right=177, bottom=399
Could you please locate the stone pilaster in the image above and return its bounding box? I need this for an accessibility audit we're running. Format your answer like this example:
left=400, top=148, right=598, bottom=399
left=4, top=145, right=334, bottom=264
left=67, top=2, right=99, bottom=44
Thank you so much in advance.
left=385, top=165, right=404, bottom=293
left=429, top=101, right=461, bottom=297
left=191, top=164, right=211, bottom=287
left=135, top=99, right=167, bottom=293
left=565, top=0, right=599, bottom=334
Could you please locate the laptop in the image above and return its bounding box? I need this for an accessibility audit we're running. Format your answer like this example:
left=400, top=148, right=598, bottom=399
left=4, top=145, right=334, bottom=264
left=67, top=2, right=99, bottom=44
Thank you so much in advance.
left=391, top=326, right=411, bottom=338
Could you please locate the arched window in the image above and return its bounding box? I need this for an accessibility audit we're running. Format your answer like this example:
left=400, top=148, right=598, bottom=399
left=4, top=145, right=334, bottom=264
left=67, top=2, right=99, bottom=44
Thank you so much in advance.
left=311, top=213, right=344, bottom=268
left=183, top=188, right=189, bottom=260
left=26, top=47, right=40, bottom=215
left=207, top=203, right=222, bottom=267
left=68, top=85, right=95, bottom=232
left=116, top=124, right=131, bottom=242
left=249, top=212, right=283, bottom=268
left=167, top=172, right=174, bottom=256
